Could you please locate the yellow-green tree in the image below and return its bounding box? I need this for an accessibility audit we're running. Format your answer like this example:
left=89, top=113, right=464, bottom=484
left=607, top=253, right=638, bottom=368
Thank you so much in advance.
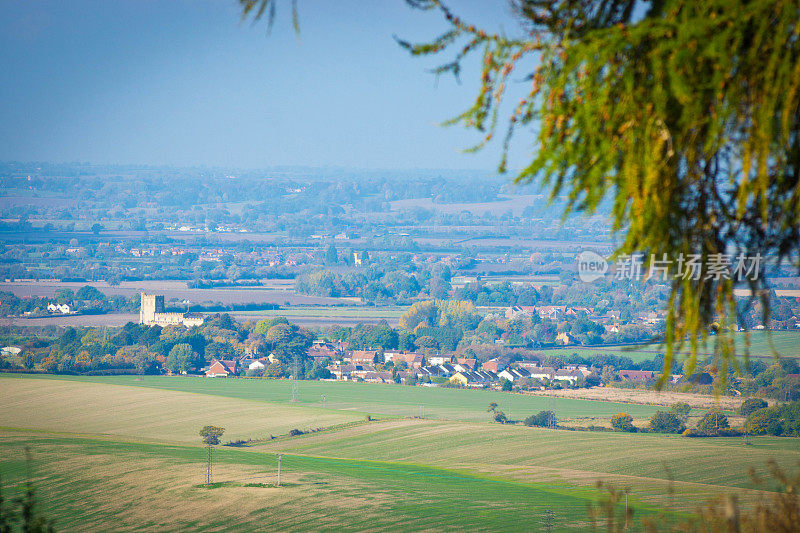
left=397, top=0, right=800, bottom=387
left=241, top=0, right=800, bottom=386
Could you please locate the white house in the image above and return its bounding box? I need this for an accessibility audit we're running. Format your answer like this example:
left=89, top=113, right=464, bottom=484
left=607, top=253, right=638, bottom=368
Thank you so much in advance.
left=47, top=303, right=72, bottom=314
left=383, top=351, right=401, bottom=363
left=248, top=359, right=267, bottom=372
left=428, top=355, right=450, bottom=366
left=528, top=367, right=556, bottom=381
left=498, top=368, right=532, bottom=382
left=553, top=369, right=584, bottom=384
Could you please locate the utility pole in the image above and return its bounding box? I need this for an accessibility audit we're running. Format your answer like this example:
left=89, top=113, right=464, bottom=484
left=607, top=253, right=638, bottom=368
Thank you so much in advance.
left=625, top=490, right=629, bottom=529
left=542, top=508, right=554, bottom=533
left=277, top=453, right=283, bottom=487
left=206, top=444, right=213, bottom=485
left=291, top=352, right=299, bottom=402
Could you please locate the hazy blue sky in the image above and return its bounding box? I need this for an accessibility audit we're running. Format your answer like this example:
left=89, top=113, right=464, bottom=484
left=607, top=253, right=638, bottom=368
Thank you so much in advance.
left=0, top=1, right=528, bottom=171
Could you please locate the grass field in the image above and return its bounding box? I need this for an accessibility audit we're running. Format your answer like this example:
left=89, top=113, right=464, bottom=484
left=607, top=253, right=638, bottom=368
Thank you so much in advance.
left=0, top=432, right=612, bottom=531
left=0, top=378, right=368, bottom=443
left=0, top=375, right=797, bottom=530
left=1, top=374, right=667, bottom=422
left=255, top=418, right=800, bottom=511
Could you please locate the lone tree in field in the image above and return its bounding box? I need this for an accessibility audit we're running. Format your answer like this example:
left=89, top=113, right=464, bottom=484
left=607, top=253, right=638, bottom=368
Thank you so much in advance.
left=241, top=0, right=800, bottom=388
left=200, top=425, right=225, bottom=485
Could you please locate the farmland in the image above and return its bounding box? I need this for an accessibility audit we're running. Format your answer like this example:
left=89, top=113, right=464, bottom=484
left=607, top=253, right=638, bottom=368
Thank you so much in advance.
left=534, top=330, right=800, bottom=362
left=0, top=375, right=797, bottom=531
left=2, top=374, right=667, bottom=422
left=0, top=432, right=604, bottom=531
left=0, top=280, right=345, bottom=306
left=0, top=378, right=366, bottom=443
left=255, top=418, right=800, bottom=511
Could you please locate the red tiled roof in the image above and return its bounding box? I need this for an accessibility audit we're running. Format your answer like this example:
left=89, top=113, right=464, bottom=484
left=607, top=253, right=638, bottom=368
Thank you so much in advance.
left=618, top=370, right=654, bottom=381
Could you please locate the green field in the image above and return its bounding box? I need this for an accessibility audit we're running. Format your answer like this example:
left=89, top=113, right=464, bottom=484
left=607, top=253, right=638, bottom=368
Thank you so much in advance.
left=0, top=378, right=367, bottom=443
left=0, top=432, right=613, bottom=531
left=536, top=330, right=800, bottom=363
left=1, top=374, right=666, bottom=422
left=0, top=375, right=797, bottom=531
left=256, top=419, right=800, bottom=497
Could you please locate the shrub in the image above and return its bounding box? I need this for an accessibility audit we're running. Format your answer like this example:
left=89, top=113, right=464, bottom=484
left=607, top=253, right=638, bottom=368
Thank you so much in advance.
left=746, top=406, right=784, bottom=436
left=649, top=411, right=686, bottom=434
left=493, top=411, right=508, bottom=424
left=696, top=410, right=730, bottom=433
left=610, top=412, right=636, bottom=432
left=668, top=402, right=692, bottom=422
left=288, top=429, right=304, bottom=437
left=739, top=397, right=768, bottom=417
left=524, top=410, right=557, bottom=427
left=223, top=439, right=252, bottom=447
left=683, top=427, right=742, bottom=438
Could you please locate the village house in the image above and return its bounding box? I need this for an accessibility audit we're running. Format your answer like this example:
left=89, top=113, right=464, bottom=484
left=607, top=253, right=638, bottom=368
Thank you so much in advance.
left=308, top=341, right=338, bottom=361
left=417, top=364, right=455, bottom=378
left=455, top=357, right=477, bottom=370
left=618, top=369, right=655, bottom=382
left=481, top=358, right=504, bottom=372
left=346, top=350, right=377, bottom=365
left=47, top=303, right=72, bottom=314
left=392, top=353, right=425, bottom=369
left=553, top=368, right=584, bottom=384
left=563, top=364, right=591, bottom=375
left=449, top=370, right=499, bottom=387
left=528, top=366, right=556, bottom=381
left=565, top=306, right=594, bottom=317
left=205, top=359, right=238, bottom=378
left=248, top=359, right=267, bottom=372
left=382, top=351, right=400, bottom=362
left=536, top=305, right=567, bottom=321
left=427, top=354, right=452, bottom=366
left=362, top=371, right=395, bottom=384
left=327, top=363, right=356, bottom=380
left=555, top=331, right=576, bottom=345
left=504, top=306, right=537, bottom=320
left=498, top=367, right=532, bottom=382
left=349, top=364, right=377, bottom=379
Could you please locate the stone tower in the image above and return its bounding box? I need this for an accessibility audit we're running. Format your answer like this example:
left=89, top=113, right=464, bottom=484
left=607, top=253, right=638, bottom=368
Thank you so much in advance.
left=139, top=293, right=164, bottom=325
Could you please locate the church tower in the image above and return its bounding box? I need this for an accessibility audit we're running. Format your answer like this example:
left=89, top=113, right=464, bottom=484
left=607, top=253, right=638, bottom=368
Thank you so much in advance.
left=139, top=293, right=164, bottom=324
